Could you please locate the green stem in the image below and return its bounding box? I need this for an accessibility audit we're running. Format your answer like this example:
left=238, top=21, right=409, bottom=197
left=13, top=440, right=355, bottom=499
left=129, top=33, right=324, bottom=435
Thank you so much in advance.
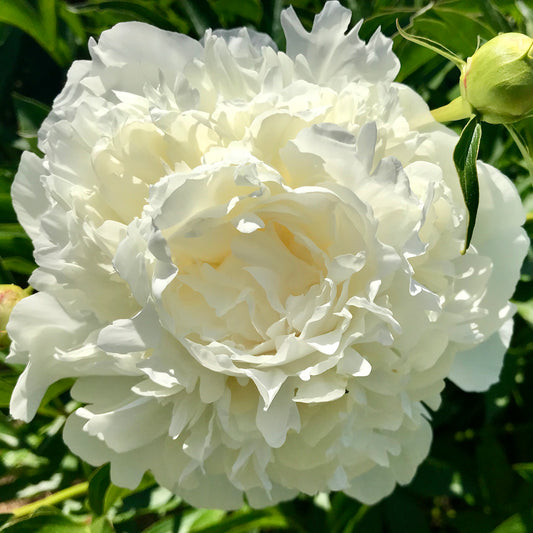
left=431, top=96, right=473, bottom=123
left=12, top=481, right=89, bottom=517
left=505, top=124, right=533, bottom=182
left=343, top=504, right=370, bottom=532
left=395, top=20, right=466, bottom=69
left=35, top=405, right=68, bottom=418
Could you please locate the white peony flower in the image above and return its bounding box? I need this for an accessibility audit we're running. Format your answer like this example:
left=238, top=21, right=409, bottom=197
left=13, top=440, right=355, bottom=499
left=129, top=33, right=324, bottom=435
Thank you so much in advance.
left=8, top=1, right=528, bottom=509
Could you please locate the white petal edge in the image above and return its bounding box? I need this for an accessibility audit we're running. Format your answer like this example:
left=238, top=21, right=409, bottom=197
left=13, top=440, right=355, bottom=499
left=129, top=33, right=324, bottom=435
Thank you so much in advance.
left=448, top=318, right=513, bottom=392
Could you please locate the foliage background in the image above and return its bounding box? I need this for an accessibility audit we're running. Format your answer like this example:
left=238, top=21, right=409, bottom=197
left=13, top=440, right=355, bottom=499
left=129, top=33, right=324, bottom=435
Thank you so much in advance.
left=0, top=0, right=532, bottom=531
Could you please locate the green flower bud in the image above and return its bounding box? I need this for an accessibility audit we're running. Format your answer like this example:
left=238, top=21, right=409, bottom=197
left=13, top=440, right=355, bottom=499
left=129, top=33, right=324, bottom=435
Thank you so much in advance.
left=0, top=284, right=31, bottom=349
left=460, top=33, right=533, bottom=124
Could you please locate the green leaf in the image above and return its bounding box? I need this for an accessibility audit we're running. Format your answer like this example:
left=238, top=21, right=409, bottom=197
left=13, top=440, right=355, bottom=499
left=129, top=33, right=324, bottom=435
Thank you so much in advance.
left=476, top=433, right=515, bottom=511
left=278, top=498, right=327, bottom=533
left=0, top=26, right=22, bottom=101
left=190, top=508, right=289, bottom=533
left=0, top=513, right=89, bottom=532
left=513, top=463, right=533, bottom=485
left=141, top=516, right=180, bottom=533
left=490, top=509, right=533, bottom=533
left=0, top=1, right=41, bottom=43
left=515, top=300, right=533, bottom=326
left=0, top=194, right=17, bottom=224
left=451, top=509, right=498, bottom=533
left=181, top=509, right=226, bottom=532
left=37, top=0, right=58, bottom=50
left=12, top=94, right=50, bottom=140
left=102, top=483, right=130, bottom=514
left=70, top=1, right=181, bottom=32
left=453, top=116, right=482, bottom=253
left=89, top=517, right=114, bottom=533
left=57, top=3, right=86, bottom=44
left=211, top=0, right=262, bottom=24
left=258, top=0, right=285, bottom=47
left=88, top=464, right=112, bottom=516
left=144, top=508, right=289, bottom=533
left=39, top=378, right=74, bottom=410
left=88, top=464, right=133, bottom=517
left=333, top=502, right=383, bottom=533
left=0, top=517, right=12, bottom=529
left=0, top=0, right=69, bottom=65
left=0, top=224, right=34, bottom=261
left=87, top=465, right=109, bottom=516
left=0, top=257, right=36, bottom=277
left=178, top=0, right=220, bottom=37
left=0, top=372, right=19, bottom=408
left=396, top=20, right=465, bottom=69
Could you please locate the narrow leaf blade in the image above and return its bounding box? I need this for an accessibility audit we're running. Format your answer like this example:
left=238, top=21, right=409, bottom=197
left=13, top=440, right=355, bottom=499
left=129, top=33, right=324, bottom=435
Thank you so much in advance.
left=87, top=464, right=111, bottom=516
left=453, top=116, right=482, bottom=253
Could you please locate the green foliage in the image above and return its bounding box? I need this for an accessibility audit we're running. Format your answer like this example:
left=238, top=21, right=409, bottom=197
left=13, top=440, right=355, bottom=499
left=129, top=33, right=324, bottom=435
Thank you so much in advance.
left=0, top=0, right=532, bottom=532
left=0, top=511, right=91, bottom=533
left=453, top=116, right=482, bottom=253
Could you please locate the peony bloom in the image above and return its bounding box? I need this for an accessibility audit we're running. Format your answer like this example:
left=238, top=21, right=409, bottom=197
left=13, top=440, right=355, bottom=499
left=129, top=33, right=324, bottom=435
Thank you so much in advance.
left=8, top=1, right=528, bottom=509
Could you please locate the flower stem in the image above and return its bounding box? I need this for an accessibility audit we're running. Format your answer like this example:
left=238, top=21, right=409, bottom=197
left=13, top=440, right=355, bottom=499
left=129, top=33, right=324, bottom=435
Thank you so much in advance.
left=11, top=481, right=89, bottom=518
left=505, top=124, right=533, bottom=183
left=431, top=96, right=472, bottom=123
left=343, top=504, right=370, bottom=530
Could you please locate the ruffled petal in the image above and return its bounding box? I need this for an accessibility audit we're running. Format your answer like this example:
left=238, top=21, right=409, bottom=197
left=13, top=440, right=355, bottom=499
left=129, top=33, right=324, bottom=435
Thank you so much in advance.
left=281, top=1, right=399, bottom=86
left=448, top=318, right=513, bottom=392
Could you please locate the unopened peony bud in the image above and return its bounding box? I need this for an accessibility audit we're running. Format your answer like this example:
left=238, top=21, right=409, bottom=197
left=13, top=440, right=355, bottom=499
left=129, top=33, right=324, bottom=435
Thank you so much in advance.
left=460, top=33, right=533, bottom=124
left=0, top=284, right=31, bottom=349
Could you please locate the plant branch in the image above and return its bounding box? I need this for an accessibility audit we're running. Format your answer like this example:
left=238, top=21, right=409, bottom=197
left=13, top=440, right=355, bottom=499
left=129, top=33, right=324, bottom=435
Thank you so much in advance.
left=11, top=481, right=89, bottom=518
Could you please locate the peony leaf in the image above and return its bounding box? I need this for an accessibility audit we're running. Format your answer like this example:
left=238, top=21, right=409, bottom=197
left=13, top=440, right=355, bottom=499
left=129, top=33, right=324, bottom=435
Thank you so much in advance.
left=87, top=464, right=130, bottom=517
left=0, top=513, right=89, bottom=532
left=476, top=434, right=514, bottom=511
left=177, top=509, right=226, bottom=532
left=211, top=0, right=262, bottom=24
left=490, top=510, right=533, bottom=533
left=69, top=1, right=181, bottom=33
left=143, top=508, right=290, bottom=533
left=515, top=301, right=533, bottom=327
left=395, top=20, right=465, bottom=70
left=140, top=516, right=179, bottom=533
left=0, top=0, right=72, bottom=66
left=187, top=510, right=289, bottom=532
left=453, top=116, right=482, bottom=254
left=0, top=372, right=19, bottom=408
left=0, top=0, right=43, bottom=47
left=89, top=517, right=114, bottom=533
left=0, top=194, right=17, bottom=224
left=37, top=0, right=57, bottom=50
left=0, top=257, right=36, bottom=277
left=0, top=224, right=34, bottom=263
left=87, top=465, right=112, bottom=517
left=179, top=0, right=220, bottom=37
left=513, top=463, right=533, bottom=485
left=259, top=0, right=284, bottom=46
left=12, top=94, right=50, bottom=140
left=38, top=378, right=74, bottom=411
